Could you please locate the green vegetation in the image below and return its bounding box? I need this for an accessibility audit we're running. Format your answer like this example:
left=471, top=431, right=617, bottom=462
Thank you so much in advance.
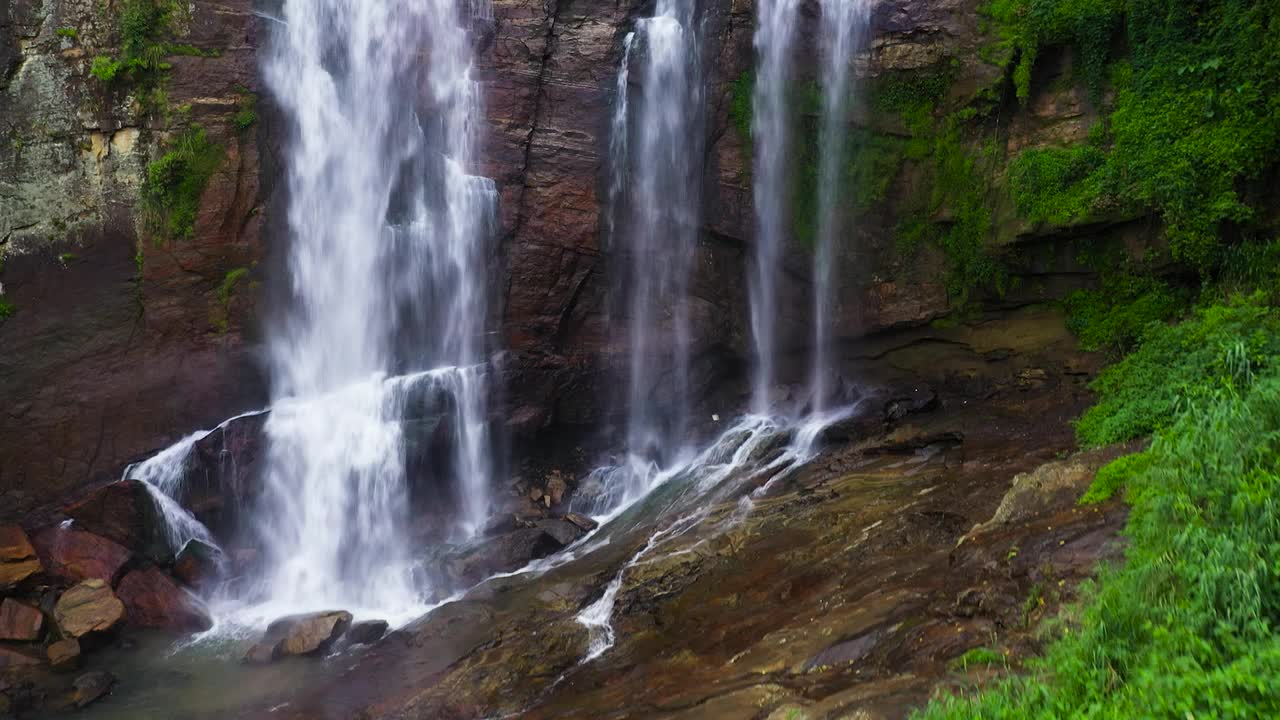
left=917, top=314, right=1280, bottom=716
left=56, top=27, right=79, bottom=39
left=1064, top=273, right=1188, bottom=353
left=995, top=0, right=1280, bottom=273
left=213, top=267, right=249, bottom=333
left=233, top=91, right=258, bottom=131
left=91, top=0, right=176, bottom=86
left=949, top=647, right=1007, bottom=673
left=1074, top=295, right=1280, bottom=447
left=142, top=126, right=224, bottom=240
left=0, top=300, right=13, bottom=322
left=1079, top=450, right=1151, bottom=505
left=729, top=72, right=754, bottom=142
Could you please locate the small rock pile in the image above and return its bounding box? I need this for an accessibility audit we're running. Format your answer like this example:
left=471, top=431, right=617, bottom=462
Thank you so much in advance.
left=0, top=479, right=217, bottom=713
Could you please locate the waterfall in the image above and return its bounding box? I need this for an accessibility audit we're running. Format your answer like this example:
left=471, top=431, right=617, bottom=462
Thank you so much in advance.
left=749, top=0, right=801, bottom=413
left=812, top=0, right=872, bottom=413
left=251, top=0, right=496, bottom=617
left=607, top=1, right=704, bottom=507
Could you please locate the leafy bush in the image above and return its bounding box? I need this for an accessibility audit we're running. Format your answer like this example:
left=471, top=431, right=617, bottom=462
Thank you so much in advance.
left=918, top=353, right=1280, bottom=718
left=992, top=0, right=1280, bottom=273
left=0, top=300, right=13, bottom=322
left=1075, top=295, right=1280, bottom=446
left=143, top=126, right=224, bottom=240
left=1064, top=274, right=1188, bottom=353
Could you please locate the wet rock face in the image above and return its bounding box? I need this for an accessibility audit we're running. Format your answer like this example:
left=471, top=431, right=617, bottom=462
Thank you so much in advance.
left=71, top=670, right=115, bottom=709
left=0, top=526, right=42, bottom=590
left=65, top=481, right=172, bottom=563
left=31, top=525, right=133, bottom=585
left=46, top=638, right=81, bottom=672
left=0, top=599, right=44, bottom=641
left=0, top=0, right=269, bottom=522
left=115, top=567, right=214, bottom=633
left=53, top=579, right=125, bottom=640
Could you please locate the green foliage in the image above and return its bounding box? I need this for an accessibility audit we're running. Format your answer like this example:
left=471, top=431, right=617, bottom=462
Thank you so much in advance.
left=1064, top=273, right=1188, bottom=353
left=232, top=92, right=258, bottom=131
left=1008, top=135, right=1110, bottom=227
left=143, top=126, right=224, bottom=240
left=949, top=647, right=1007, bottom=672
left=56, top=27, right=79, bottom=39
left=90, top=55, right=123, bottom=82
left=217, top=267, right=248, bottom=307
left=1075, top=295, right=1280, bottom=447
left=990, top=0, right=1280, bottom=274
left=918, top=329, right=1280, bottom=718
left=730, top=72, right=754, bottom=141
left=0, top=300, right=13, bottom=322
left=1079, top=450, right=1151, bottom=504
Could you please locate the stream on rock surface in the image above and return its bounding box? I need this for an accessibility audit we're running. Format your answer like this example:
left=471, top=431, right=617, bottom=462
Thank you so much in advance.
left=70, top=0, right=920, bottom=716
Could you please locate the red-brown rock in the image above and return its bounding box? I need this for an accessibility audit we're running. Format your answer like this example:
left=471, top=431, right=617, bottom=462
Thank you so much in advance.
left=172, top=539, right=221, bottom=590
left=115, top=567, right=213, bottom=633
left=0, top=645, right=42, bottom=668
left=0, top=526, right=42, bottom=590
left=31, top=525, right=132, bottom=585
left=65, top=481, right=171, bottom=562
left=0, top=599, right=43, bottom=642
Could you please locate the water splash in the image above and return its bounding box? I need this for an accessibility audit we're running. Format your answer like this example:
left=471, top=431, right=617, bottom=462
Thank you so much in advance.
left=255, top=0, right=496, bottom=616
left=812, top=0, right=873, bottom=414
left=749, top=0, right=801, bottom=413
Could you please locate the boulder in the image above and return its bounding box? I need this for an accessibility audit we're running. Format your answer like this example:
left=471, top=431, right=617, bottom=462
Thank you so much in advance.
left=65, top=481, right=172, bottom=562
left=53, top=580, right=125, bottom=639
left=72, top=671, right=114, bottom=708
left=245, top=611, right=353, bottom=662
left=115, top=567, right=213, bottom=633
left=0, top=526, right=42, bottom=590
left=344, top=619, right=388, bottom=646
left=0, top=599, right=43, bottom=641
left=0, top=645, right=42, bottom=668
left=172, top=539, right=222, bottom=590
left=563, top=512, right=599, bottom=533
left=534, top=519, right=587, bottom=548
left=31, top=525, right=132, bottom=585
left=47, top=638, right=81, bottom=671
left=545, top=473, right=569, bottom=506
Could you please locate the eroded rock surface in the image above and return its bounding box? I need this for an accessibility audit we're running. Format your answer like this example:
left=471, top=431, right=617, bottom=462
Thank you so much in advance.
left=115, top=566, right=213, bottom=633
left=0, top=526, right=41, bottom=590
left=53, top=579, right=125, bottom=640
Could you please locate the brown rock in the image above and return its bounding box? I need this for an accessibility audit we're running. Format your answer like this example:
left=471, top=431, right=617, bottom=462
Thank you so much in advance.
left=0, top=645, right=42, bottom=668
left=72, top=670, right=114, bottom=708
left=246, top=611, right=353, bottom=662
left=172, top=539, right=221, bottom=590
left=545, top=473, right=568, bottom=506
left=53, top=579, right=125, bottom=639
left=563, top=512, right=599, bottom=533
left=115, top=567, right=213, bottom=633
left=344, top=619, right=389, bottom=646
left=0, top=526, right=42, bottom=590
left=0, top=599, right=43, bottom=641
left=31, top=525, right=132, bottom=585
left=65, top=481, right=172, bottom=562
left=47, top=638, right=81, bottom=672
left=273, top=611, right=352, bottom=656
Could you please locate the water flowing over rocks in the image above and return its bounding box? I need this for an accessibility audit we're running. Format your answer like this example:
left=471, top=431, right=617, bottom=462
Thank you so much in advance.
left=65, top=481, right=173, bottom=564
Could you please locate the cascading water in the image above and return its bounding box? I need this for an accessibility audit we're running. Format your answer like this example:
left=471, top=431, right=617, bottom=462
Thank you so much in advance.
left=811, top=0, right=873, bottom=414
left=602, top=1, right=705, bottom=509
left=246, top=0, right=497, bottom=618
left=749, top=0, right=801, bottom=413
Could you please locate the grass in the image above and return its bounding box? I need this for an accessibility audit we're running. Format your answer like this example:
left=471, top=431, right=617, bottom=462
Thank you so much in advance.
left=949, top=647, right=1008, bottom=672
left=1074, top=294, right=1280, bottom=447
left=916, top=295, right=1280, bottom=718
left=142, top=126, right=224, bottom=240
